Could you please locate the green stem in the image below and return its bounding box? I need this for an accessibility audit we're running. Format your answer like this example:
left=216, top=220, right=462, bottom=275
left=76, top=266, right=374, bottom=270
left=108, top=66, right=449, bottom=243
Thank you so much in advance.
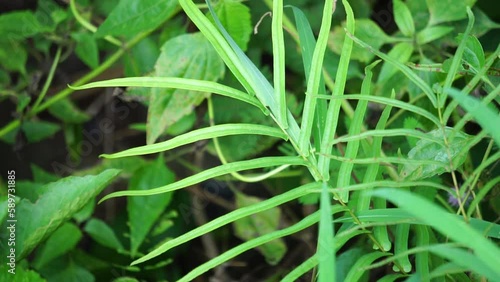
left=32, top=46, right=62, bottom=112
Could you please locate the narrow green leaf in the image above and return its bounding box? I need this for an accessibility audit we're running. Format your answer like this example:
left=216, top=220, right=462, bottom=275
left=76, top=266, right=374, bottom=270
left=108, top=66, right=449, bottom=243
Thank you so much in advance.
left=100, top=124, right=287, bottom=158
left=131, top=182, right=322, bottom=265
left=347, top=33, right=437, bottom=107
left=179, top=205, right=347, bottom=282
left=345, top=252, right=391, bottom=281
left=337, top=61, right=377, bottom=202
left=317, top=94, right=441, bottom=128
left=440, top=7, right=474, bottom=107
left=233, top=192, right=286, bottom=265
left=415, top=225, right=430, bottom=281
left=298, top=0, right=334, bottom=154
left=393, top=223, right=412, bottom=272
left=429, top=245, right=499, bottom=281
left=318, top=182, right=335, bottom=281
left=99, top=157, right=307, bottom=202
left=70, top=77, right=268, bottom=114
left=288, top=6, right=328, bottom=154
left=378, top=43, right=414, bottom=83
left=370, top=188, right=500, bottom=279
left=318, top=0, right=355, bottom=180
left=271, top=0, right=288, bottom=128
left=445, top=87, right=500, bottom=147
left=282, top=230, right=369, bottom=281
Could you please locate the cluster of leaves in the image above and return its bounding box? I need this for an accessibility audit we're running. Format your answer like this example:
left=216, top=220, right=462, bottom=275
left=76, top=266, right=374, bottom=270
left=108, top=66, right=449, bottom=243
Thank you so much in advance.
left=1, top=0, right=500, bottom=281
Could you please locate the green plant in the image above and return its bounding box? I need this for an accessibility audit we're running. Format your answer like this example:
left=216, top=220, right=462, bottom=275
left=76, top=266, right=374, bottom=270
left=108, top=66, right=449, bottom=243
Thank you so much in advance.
left=1, top=0, right=499, bottom=281
left=70, top=0, right=500, bottom=281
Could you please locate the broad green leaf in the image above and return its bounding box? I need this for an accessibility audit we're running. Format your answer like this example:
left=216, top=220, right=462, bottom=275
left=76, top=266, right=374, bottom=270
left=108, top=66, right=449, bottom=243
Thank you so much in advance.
left=5, top=169, right=120, bottom=260
left=445, top=88, right=500, bottom=147
left=400, top=127, right=472, bottom=180
left=16, top=93, right=31, bottom=113
left=33, top=223, right=82, bottom=269
left=128, top=157, right=175, bottom=256
left=84, top=218, right=124, bottom=251
left=102, top=123, right=286, bottom=159
left=47, top=260, right=95, bottom=282
left=72, top=200, right=95, bottom=224
left=123, top=37, right=159, bottom=77
left=427, top=0, right=467, bottom=25
left=0, top=41, right=27, bottom=74
left=95, top=0, right=178, bottom=38
left=329, top=19, right=393, bottom=63
left=457, top=34, right=485, bottom=74
left=113, top=278, right=140, bottom=282
left=48, top=98, right=90, bottom=124
left=453, top=7, right=500, bottom=39
left=233, top=192, right=286, bottom=265
left=165, top=112, right=196, bottom=135
left=416, top=26, right=454, bottom=45
left=0, top=264, right=45, bottom=281
left=207, top=0, right=251, bottom=51
left=23, top=120, right=61, bottom=143
left=393, top=0, right=415, bottom=36
left=0, top=11, right=49, bottom=41
left=406, top=0, right=429, bottom=31
left=35, top=0, right=68, bottom=31
left=71, top=32, right=99, bottom=69
left=147, top=32, right=225, bottom=144
left=378, top=42, right=414, bottom=84
left=371, top=188, right=500, bottom=280
left=403, top=117, right=426, bottom=148
left=31, top=164, right=59, bottom=184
